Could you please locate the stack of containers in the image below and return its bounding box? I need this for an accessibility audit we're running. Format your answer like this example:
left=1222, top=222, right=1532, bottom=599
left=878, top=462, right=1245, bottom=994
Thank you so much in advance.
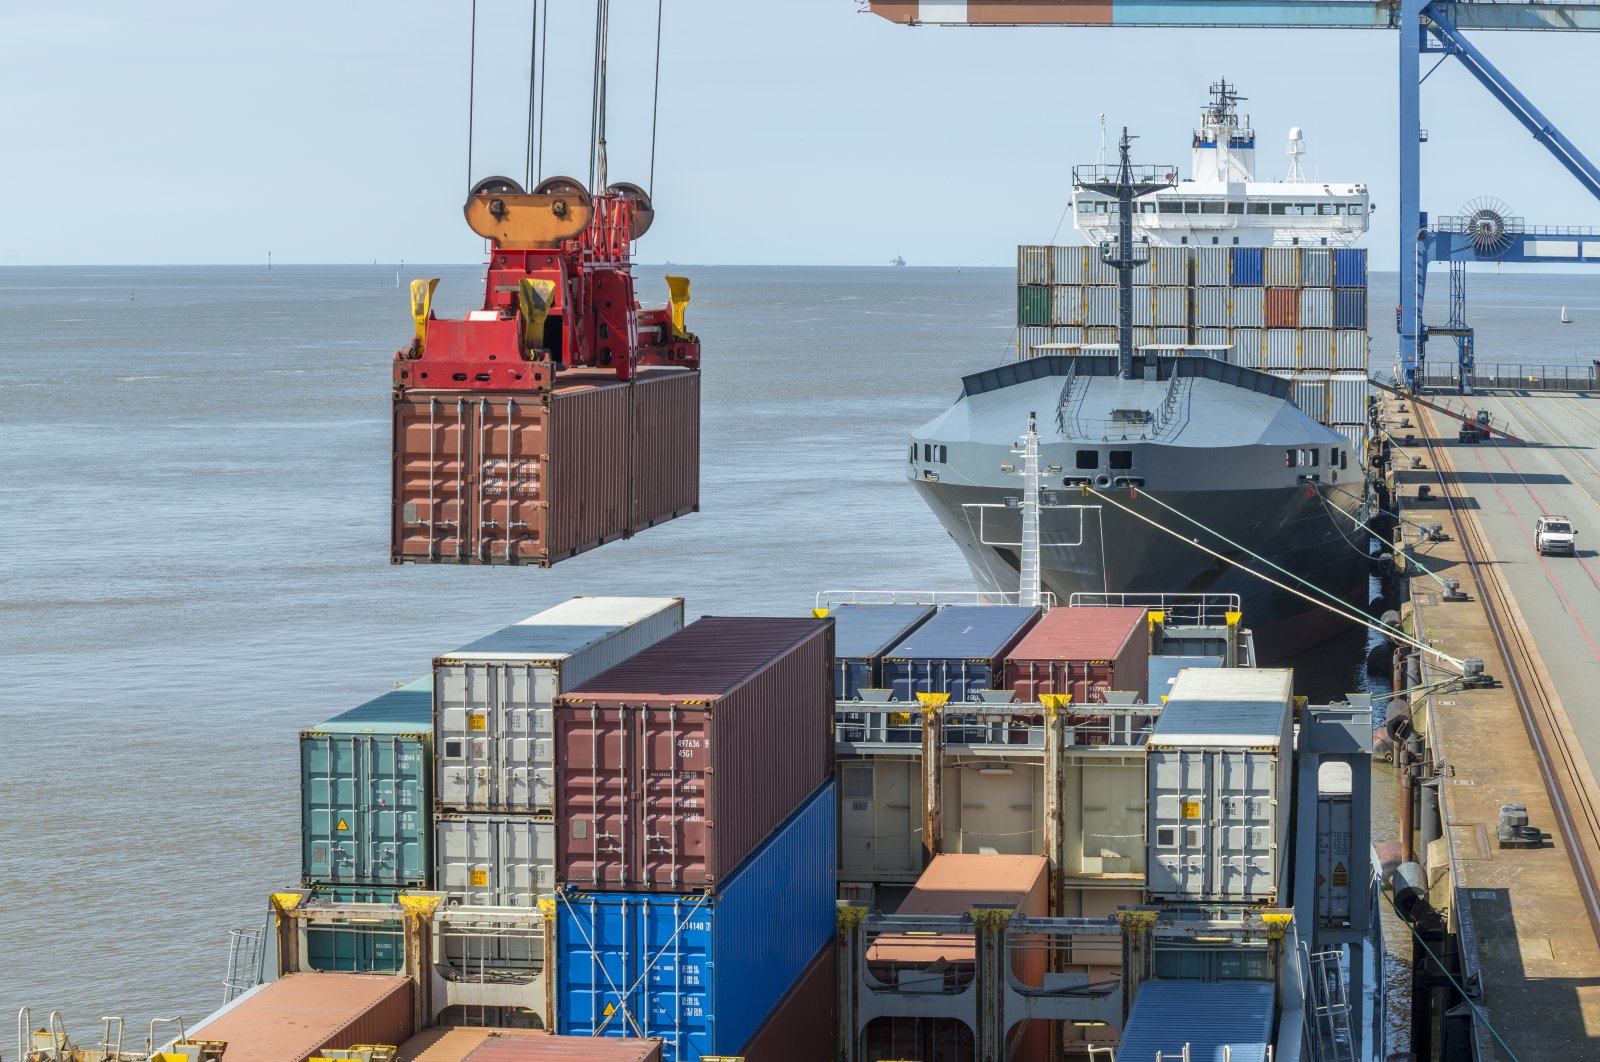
left=553, top=616, right=839, bottom=1061
left=831, top=603, right=936, bottom=700
left=879, top=605, right=1042, bottom=703
left=430, top=596, right=684, bottom=980
left=299, top=677, right=433, bottom=973
left=1004, top=605, right=1151, bottom=746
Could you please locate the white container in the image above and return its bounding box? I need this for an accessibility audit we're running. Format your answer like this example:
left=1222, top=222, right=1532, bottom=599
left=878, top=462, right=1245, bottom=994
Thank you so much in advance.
left=1196, top=327, right=1230, bottom=348
left=1153, top=287, right=1189, bottom=327
left=1194, top=247, right=1230, bottom=286
left=1145, top=668, right=1294, bottom=905
left=1334, top=423, right=1368, bottom=455
left=1229, top=288, right=1265, bottom=328
left=1087, top=327, right=1119, bottom=345
left=1052, top=245, right=1088, bottom=285
left=1132, top=288, right=1155, bottom=327
left=1316, top=762, right=1354, bottom=926
left=1335, top=330, right=1368, bottom=370
left=1151, top=246, right=1190, bottom=286
left=1330, top=373, right=1371, bottom=423
left=1020, top=325, right=1051, bottom=355
left=1087, top=250, right=1117, bottom=285
left=1133, top=327, right=1158, bottom=348
left=1291, top=376, right=1329, bottom=421
left=435, top=812, right=556, bottom=906
left=1086, top=287, right=1119, bottom=326
left=1154, top=327, right=1188, bottom=345
left=1265, top=247, right=1300, bottom=287
left=1019, top=245, right=1052, bottom=285
left=434, top=596, right=684, bottom=813
left=1193, top=288, right=1229, bottom=328
left=1301, top=248, right=1334, bottom=287
left=1299, top=329, right=1334, bottom=369
left=1231, top=328, right=1264, bottom=366
left=1052, top=285, right=1085, bottom=326
left=1299, top=288, right=1334, bottom=329
left=1265, top=329, right=1299, bottom=369
left=1052, top=326, right=1087, bottom=346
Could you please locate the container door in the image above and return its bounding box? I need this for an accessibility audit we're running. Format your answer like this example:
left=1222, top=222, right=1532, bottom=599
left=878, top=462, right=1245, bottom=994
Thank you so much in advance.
left=477, top=394, right=551, bottom=563
left=556, top=705, right=629, bottom=887
left=392, top=394, right=471, bottom=561
left=367, top=734, right=428, bottom=886
left=302, top=735, right=426, bottom=888
left=1210, top=749, right=1278, bottom=902
left=1317, top=793, right=1354, bottom=925
left=638, top=706, right=712, bottom=889
left=1146, top=749, right=1209, bottom=900
left=493, top=662, right=558, bottom=813
left=435, top=814, right=554, bottom=906
left=839, top=763, right=875, bottom=878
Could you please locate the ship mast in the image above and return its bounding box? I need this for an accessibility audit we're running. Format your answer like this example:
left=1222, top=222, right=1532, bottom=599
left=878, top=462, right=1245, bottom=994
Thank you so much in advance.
left=1013, top=412, right=1045, bottom=608
left=1073, top=130, right=1176, bottom=379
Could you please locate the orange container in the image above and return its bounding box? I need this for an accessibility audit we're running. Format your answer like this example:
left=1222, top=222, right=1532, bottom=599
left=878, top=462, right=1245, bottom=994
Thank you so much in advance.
left=1264, top=287, right=1300, bottom=328
left=190, top=974, right=413, bottom=1062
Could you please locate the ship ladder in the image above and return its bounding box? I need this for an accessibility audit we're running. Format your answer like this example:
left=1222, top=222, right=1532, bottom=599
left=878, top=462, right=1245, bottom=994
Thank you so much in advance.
left=221, top=923, right=268, bottom=1004
left=1305, top=946, right=1357, bottom=1062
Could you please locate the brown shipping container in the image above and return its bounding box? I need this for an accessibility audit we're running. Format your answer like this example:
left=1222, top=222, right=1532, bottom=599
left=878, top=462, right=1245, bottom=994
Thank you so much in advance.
left=556, top=616, right=834, bottom=890
left=391, top=369, right=699, bottom=567
left=737, top=942, right=837, bottom=1061
left=190, top=974, right=412, bottom=1062
left=399, top=1030, right=663, bottom=1062
left=1004, top=606, right=1150, bottom=704
left=1264, top=287, right=1299, bottom=329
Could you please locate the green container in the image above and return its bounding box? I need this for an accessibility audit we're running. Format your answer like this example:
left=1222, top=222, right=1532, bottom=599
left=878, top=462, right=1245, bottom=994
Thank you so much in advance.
left=304, top=886, right=405, bottom=973
left=1018, top=285, right=1051, bottom=327
left=302, top=677, right=432, bottom=888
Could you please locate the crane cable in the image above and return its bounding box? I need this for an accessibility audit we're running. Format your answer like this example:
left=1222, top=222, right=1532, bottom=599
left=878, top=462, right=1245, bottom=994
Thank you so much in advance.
left=524, top=0, right=540, bottom=189
left=466, top=0, right=478, bottom=191
left=648, top=0, right=665, bottom=197
left=536, top=0, right=549, bottom=183
left=1085, top=486, right=1467, bottom=670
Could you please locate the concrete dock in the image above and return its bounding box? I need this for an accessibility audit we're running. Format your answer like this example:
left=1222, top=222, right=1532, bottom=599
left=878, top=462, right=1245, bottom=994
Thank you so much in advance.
left=1385, top=389, right=1600, bottom=1058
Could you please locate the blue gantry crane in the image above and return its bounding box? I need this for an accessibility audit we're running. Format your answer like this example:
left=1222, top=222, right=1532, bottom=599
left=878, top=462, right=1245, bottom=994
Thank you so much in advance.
left=868, top=0, right=1600, bottom=392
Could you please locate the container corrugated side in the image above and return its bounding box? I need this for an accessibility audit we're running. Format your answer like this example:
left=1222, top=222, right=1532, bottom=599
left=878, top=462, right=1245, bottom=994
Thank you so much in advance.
left=1086, top=327, right=1118, bottom=345
left=1003, top=606, right=1150, bottom=703
left=1019, top=245, right=1051, bottom=285
left=1196, top=327, right=1230, bottom=349
left=630, top=368, right=700, bottom=536
left=1193, top=247, right=1229, bottom=286
left=736, top=941, right=836, bottom=1061
left=1301, top=248, right=1333, bottom=286
left=398, top=1028, right=576, bottom=1062
left=464, top=1038, right=664, bottom=1062
left=1299, top=329, right=1333, bottom=369
left=1051, top=245, right=1087, bottom=284
left=1264, top=288, right=1299, bottom=329
left=1131, top=287, right=1154, bottom=327
left=1333, top=288, right=1367, bottom=329
left=1019, top=325, right=1051, bottom=356
left=435, top=812, right=555, bottom=905
left=1264, top=247, right=1299, bottom=287
left=868, top=854, right=1046, bottom=974
left=1085, top=286, right=1118, bottom=327
left=1299, top=287, right=1334, bottom=328
left=304, top=888, right=404, bottom=973
left=1052, top=326, right=1086, bottom=346
left=881, top=605, right=1041, bottom=702
left=1230, top=246, right=1264, bottom=286
left=1151, top=246, right=1189, bottom=286
left=1086, top=251, right=1117, bottom=285
left=556, top=783, right=837, bottom=1062
left=1330, top=373, right=1370, bottom=423
left=555, top=616, right=833, bottom=890
left=1152, top=287, right=1188, bottom=327
left=1133, top=326, right=1159, bottom=348
left=1051, top=285, right=1085, bottom=326
left=1231, top=328, right=1263, bottom=366
left=1228, top=287, right=1264, bottom=328
left=1333, top=247, right=1367, bottom=288
left=1017, top=285, right=1050, bottom=326
left=434, top=597, right=684, bottom=814
left=1193, top=287, right=1229, bottom=328
left=831, top=603, right=936, bottom=699
left=302, top=686, right=432, bottom=888
left=191, top=974, right=414, bottom=1062
left=1114, top=981, right=1272, bottom=1062
left=1292, top=377, right=1329, bottom=422
left=1153, top=327, right=1187, bottom=346
left=1264, top=329, right=1298, bottom=369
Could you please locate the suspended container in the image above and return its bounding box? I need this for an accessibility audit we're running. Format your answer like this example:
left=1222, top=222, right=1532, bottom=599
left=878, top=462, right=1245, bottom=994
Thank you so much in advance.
left=391, top=369, right=699, bottom=567
left=1264, top=330, right=1298, bottom=369
left=1264, top=288, right=1299, bottom=329
left=1193, top=288, right=1230, bottom=328
left=1334, top=288, right=1367, bottom=330
left=1004, top=605, right=1150, bottom=703
left=1017, top=286, right=1051, bottom=327
left=434, top=813, right=556, bottom=906
left=1230, top=247, right=1264, bottom=286
left=1299, top=287, right=1334, bottom=329
left=831, top=603, right=937, bottom=700
left=1299, top=329, right=1334, bottom=369
left=1052, top=245, right=1088, bottom=285
left=1194, top=247, right=1230, bottom=286
left=556, top=783, right=837, bottom=1062
left=1151, top=246, right=1190, bottom=286
left=1018, top=246, right=1052, bottom=286
left=555, top=616, right=834, bottom=891
left=880, top=605, right=1040, bottom=702
left=1330, top=373, right=1371, bottom=423
left=1153, top=287, right=1189, bottom=328
left=1229, top=288, right=1264, bottom=329
left=1301, top=248, right=1334, bottom=287
left=190, top=974, right=414, bottom=1062
left=1333, top=247, right=1368, bottom=288
left=1145, top=668, right=1294, bottom=904
left=1085, top=287, right=1118, bottom=327
left=301, top=678, right=432, bottom=889
left=1264, top=247, right=1300, bottom=287
left=1335, top=329, right=1368, bottom=370
left=1051, top=285, right=1085, bottom=326
left=434, top=596, right=684, bottom=815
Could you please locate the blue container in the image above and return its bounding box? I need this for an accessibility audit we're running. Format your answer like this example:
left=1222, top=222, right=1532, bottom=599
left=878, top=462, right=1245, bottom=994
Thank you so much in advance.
left=831, top=604, right=935, bottom=699
left=880, top=605, right=1041, bottom=702
left=1333, top=288, right=1367, bottom=329
left=304, top=887, right=404, bottom=973
left=557, top=782, right=837, bottom=1061
left=1230, top=247, right=1264, bottom=287
left=1333, top=247, right=1367, bottom=288
left=1113, top=980, right=1273, bottom=1062
left=301, top=677, right=432, bottom=888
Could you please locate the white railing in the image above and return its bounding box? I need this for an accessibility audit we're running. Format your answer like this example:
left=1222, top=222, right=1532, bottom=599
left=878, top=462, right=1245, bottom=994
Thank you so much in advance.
left=1069, top=591, right=1241, bottom=627
left=816, top=589, right=1058, bottom=610
left=835, top=702, right=1157, bottom=750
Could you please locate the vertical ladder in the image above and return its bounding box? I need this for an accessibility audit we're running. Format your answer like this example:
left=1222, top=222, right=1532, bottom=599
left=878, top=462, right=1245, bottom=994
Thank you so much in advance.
left=222, top=924, right=268, bottom=1004
left=1306, top=946, right=1357, bottom=1062
left=1013, top=412, right=1043, bottom=609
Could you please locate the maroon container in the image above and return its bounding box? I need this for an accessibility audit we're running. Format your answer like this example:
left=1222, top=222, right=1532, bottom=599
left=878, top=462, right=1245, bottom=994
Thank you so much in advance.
left=736, top=942, right=836, bottom=1061
left=1264, top=287, right=1300, bottom=328
left=1003, top=606, right=1150, bottom=704
left=191, top=973, right=413, bottom=1062
left=391, top=368, right=698, bottom=567
left=555, top=616, right=834, bottom=890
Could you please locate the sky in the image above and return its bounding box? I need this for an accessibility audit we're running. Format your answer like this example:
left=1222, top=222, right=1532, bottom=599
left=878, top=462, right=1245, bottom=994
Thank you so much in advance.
left=6, top=0, right=1600, bottom=268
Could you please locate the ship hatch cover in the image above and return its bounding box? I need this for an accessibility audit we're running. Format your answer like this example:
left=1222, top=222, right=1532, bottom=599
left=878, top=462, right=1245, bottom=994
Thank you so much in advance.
left=1111, top=408, right=1153, bottom=425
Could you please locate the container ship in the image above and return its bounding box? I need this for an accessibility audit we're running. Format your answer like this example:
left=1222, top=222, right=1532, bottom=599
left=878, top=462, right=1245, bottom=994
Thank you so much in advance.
left=907, top=83, right=1376, bottom=659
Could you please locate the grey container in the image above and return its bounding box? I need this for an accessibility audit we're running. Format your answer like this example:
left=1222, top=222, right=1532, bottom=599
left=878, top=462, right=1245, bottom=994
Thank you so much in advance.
left=1051, top=285, right=1085, bottom=326
left=1085, top=287, right=1118, bottom=326
left=1228, top=287, right=1265, bottom=328
left=1145, top=668, right=1294, bottom=905
left=1052, top=326, right=1086, bottom=346
left=1132, top=288, right=1154, bottom=326
left=1291, top=376, right=1329, bottom=422
left=1196, top=326, right=1230, bottom=348
left=435, top=812, right=556, bottom=906
left=1231, top=328, right=1264, bottom=367
left=1052, top=245, right=1088, bottom=285
left=1299, top=287, right=1334, bottom=329
left=1020, top=325, right=1051, bottom=356
left=1335, top=330, right=1368, bottom=370
left=1154, top=327, right=1188, bottom=345
left=1301, top=248, right=1334, bottom=287
left=1019, top=246, right=1052, bottom=286
left=1151, top=245, right=1190, bottom=286
left=1193, top=288, right=1230, bottom=328
left=1330, top=373, right=1371, bottom=423
left=1153, top=287, right=1189, bottom=328
left=1086, top=327, right=1119, bottom=345
left=434, top=596, right=684, bottom=814
left=1264, top=329, right=1298, bottom=369
left=1299, top=329, right=1334, bottom=369
left=1194, top=247, right=1230, bottom=286
left=1264, top=247, right=1300, bottom=287
left=1087, top=251, right=1117, bottom=285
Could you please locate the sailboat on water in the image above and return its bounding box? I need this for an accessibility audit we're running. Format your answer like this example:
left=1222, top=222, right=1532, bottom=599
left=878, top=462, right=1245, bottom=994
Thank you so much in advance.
left=1561, top=305, right=1573, bottom=324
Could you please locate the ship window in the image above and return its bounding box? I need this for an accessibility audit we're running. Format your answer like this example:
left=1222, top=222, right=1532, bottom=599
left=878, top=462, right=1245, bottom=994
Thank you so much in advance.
left=1330, top=447, right=1339, bottom=464
left=1271, top=203, right=1288, bottom=215
left=1320, top=203, right=1336, bottom=216
left=1227, top=202, right=1245, bottom=215
left=1109, top=450, right=1133, bottom=470
left=1180, top=236, right=1189, bottom=244
left=1140, top=202, right=1158, bottom=214
left=1248, top=202, right=1270, bottom=215
left=1078, top=202, right=1095, bottom=213
left=1211, top=237, right=1220, bottom=245
left=1341, top=450, right=1349, bottom=470
left=1308, top=449, right=1319, bottom=467
left=1285, top=449, right=1297, bottom=468
left=1185, top=201, right=1201, bottom=214
left=1292, top=237, right=1300, bottom=246
left=1076, top=450, right=1099, bottom=470
left=938, top=445, right=947, bottom=463
left=923, top=443, right=932, bottom=462
left=1232, top=237, right=1240, bottom=245
left=1350, top=203, right=1366, bottom=215
left=909, top=444, right=916, bottom=463
left=1160, top=201, right=1184, bottom=214
left=1201, top=201, right=1225, bottom=214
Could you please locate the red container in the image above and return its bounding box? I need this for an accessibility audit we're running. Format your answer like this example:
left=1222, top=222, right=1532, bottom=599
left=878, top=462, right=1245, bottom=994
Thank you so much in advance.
left=391, top=369, right=698, bottom=566
left=1264, top=287, right=1300, bottom=328
left=555, top=616, right=834, bottom=891
left=1003, top=606, right=1150, bottom=704
left=736, top=941, right=837, bottom=1060
left=191, top=973, right=413, bottom=1062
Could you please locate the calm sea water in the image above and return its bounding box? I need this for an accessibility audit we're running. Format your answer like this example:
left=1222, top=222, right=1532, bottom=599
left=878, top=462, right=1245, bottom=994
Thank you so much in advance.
left=3, top=263, right=1594, bottom=1035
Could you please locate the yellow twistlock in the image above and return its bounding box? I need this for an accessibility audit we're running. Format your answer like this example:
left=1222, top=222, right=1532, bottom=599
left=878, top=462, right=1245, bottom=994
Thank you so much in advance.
left=915, top=692, right=951, bottom=712
left=812, top=607, right=830, bottom=618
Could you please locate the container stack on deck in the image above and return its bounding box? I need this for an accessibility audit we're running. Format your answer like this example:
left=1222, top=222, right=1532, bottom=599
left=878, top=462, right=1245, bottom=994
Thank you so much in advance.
left=551, top=616, right=840, bottom=1061
left=1017, top=244, right=1372, bottom=456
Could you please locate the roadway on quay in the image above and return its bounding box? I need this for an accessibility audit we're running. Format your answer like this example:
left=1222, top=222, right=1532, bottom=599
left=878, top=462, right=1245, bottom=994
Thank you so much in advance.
left=1420, top=391, right=1600, bottom=785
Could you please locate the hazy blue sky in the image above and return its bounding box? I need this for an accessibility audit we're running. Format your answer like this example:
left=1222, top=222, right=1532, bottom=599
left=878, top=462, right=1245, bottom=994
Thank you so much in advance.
left=7, top=1, right=1600, bottom=268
